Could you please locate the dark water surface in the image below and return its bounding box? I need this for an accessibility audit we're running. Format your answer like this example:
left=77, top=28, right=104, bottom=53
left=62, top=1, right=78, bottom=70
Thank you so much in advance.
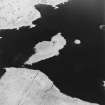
left=0, top=0, right=105, bottom=105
